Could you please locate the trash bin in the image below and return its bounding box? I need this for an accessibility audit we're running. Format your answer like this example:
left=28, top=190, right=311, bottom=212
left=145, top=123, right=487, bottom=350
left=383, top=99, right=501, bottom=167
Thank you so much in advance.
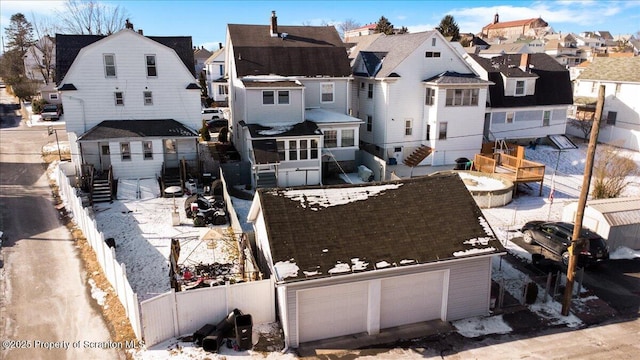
left=235, top=314, right=253, bottom=350
left=193, top=323, right=216, bottom=345
left=202, top=334, right=222, bottom=352
left=454, top=157, right=471, bottom=170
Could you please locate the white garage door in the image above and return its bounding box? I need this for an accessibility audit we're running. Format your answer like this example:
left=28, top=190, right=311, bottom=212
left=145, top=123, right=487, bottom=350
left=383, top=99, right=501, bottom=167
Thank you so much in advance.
left=297, top=281, right=368, bottom=343
left=380, top=271, right=445, bottom=329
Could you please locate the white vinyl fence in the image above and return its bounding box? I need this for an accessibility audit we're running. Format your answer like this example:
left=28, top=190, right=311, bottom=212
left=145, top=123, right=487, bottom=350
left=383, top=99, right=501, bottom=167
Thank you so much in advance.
left=55, top=167, right=143, bottom=339
left=141, top=279, right=276, bottom=347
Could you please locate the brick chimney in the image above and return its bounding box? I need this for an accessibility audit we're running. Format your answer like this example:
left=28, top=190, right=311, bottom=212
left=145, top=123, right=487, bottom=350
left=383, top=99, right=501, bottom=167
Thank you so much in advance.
left=519, top=53, right=530, bottom=71
left=270, top=11, right=278, bottom=37
left=125, top=19, right=134, bottom=30
left=138, top=29, right=143, bottom=35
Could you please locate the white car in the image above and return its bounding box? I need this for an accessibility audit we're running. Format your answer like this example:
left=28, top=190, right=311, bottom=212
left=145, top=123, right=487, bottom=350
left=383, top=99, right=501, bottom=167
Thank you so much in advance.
left=201, top=108, right=224, bottom=121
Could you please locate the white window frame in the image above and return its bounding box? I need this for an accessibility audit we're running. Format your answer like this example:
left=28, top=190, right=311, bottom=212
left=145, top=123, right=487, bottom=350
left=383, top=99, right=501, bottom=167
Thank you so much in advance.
left=405, top=119, right=413, bottom=136
left=143, top=91, right=153, bottom=105
left=143, top=141, right=153, bottom=160
left=278, top=90, right=289, bottom=105
left=366, top=115, right=373, bottom=132
left=321, top=83, right=334, bottom=103
left=145, top=54, right=157, bottom=77
left=49, top=93, right=58, bottom=101
left=506, top=112, right=514, bottom=124
left=104, top=54, right=116, bottom=78
left=425, top=88, right=435, bottom=105
left=445, top=89, right=479, bottom=106
left=367, top=84, right=373, bottom=99
left=120, top=142, right=131, bottom=161
left=114, top=91, right=124, bottom=106
left=324, top=129, right=338, bottom=148
left=262, top=90, right=275, bottom=105
left=515, top=80, right=525, bottom=96
left=341, top=129, right=355, bottom=147
left=438, top=122, right=447, bottom=140
left=542, top=110, right=551, bottom=126
left=218, top=84, right=228, bottom=95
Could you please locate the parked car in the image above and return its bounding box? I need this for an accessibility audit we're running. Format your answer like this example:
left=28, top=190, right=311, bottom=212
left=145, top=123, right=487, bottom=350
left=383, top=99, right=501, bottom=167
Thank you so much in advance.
left=520, top=221, right=609, bottom=267
left=206, top=119, right=228, bottom=133
left=201, top=108, right=224, bottom=121
left=41, top=104, right=61, bottom=121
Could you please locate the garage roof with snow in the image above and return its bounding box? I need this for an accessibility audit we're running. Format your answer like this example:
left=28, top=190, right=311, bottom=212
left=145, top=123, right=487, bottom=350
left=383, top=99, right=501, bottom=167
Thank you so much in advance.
left=253, top=173, right=505, bottom=283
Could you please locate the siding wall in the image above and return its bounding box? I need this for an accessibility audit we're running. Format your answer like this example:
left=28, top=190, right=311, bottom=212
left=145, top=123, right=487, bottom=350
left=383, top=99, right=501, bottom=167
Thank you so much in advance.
left=245, top=88, right=304, bottom=124
left=281, top=255, right=494, bottom=347
left=60, top=30, right=201, bottom=137
left=489, top=106, right=568, bottom=140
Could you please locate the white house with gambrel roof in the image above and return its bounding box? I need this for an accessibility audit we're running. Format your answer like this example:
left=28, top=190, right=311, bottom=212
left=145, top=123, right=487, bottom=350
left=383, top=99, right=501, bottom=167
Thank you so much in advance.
left=56, top=23, right=201, bottom=185
left=351, top=30, right=492, bottom=166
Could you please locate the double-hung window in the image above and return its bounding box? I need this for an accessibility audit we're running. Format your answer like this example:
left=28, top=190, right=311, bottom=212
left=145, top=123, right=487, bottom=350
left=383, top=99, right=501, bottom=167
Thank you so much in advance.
left=405, top=119, right=413, bottom=136
left=321, top=83, right=334, bottom=103
left=438, top=122, right=447, bottom=140
left=120, top=142, right=131, bottom=160
left=425, top=88, right=435, bottom=105
left=366, top=115, right=372, bottom=132
left=288, top=141, right=297, bottom=160
left=367, top=84, right=373, bottom=99
left=515, top=80, right=525, bottom=96
left=341, top=129, right=355, bottom=147
left=115, top=92, right=124, bottom=106
left=445, top=89, right=479, bottom=106
left=143, top=141, right=153, bottom=159
left=104, top=54, right=116, bottom=77
left=542, top=110, right=551, bottom=126
left=263, top=90, right=275, bottom=105
left=146, top=55, right=157, bottom=77
left=143, top=91, right=153, bottom=105
left=324, top=130, right=337, bottom=148
left=278, top=90, right=289, bottom=104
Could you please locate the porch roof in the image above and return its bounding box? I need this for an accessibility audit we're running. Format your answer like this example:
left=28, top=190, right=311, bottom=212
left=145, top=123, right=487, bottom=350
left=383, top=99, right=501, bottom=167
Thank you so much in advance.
left=305, top=108, right=364, bottom=124
left=77, top=119, right=198, bottom=141
left=246, top=120, right=321, bottom=138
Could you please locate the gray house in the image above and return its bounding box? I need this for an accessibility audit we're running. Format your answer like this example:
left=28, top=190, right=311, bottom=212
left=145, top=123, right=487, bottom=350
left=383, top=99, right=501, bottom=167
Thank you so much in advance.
left=247, top=173, right=506, bottom=348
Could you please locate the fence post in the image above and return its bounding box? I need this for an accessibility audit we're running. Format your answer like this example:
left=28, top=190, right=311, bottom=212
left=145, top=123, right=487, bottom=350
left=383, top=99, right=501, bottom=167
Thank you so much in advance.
left=171, top=289, right=180, bottom=338
left=118, top=262, right=126, bottom=316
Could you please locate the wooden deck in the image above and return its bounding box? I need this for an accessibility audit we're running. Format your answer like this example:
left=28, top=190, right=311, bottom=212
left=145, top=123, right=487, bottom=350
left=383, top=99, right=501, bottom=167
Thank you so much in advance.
left=473, top=153, right=546, bottom=196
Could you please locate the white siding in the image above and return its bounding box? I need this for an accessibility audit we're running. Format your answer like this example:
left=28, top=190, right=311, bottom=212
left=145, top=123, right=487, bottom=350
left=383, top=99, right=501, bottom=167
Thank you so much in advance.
left=60, top=29, right=200, bottom=136
left=244, top=88, right=304, bottom=124
left=489, top=106, right=568, bottom=140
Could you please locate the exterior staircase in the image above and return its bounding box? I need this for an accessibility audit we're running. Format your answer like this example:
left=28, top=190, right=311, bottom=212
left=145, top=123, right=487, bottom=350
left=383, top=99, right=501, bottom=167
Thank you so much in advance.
left=256, top=172, right=277, bottom=188
left=162, top=167, right=183, bottom=197
left=403, top=146, right=434, bottom=167
left=91, top=177, right=112, bottom=204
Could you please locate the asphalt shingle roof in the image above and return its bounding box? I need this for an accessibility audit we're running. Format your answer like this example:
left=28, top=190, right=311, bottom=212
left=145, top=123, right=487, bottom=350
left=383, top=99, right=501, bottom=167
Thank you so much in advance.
left=577, top=57, right=640, bottom=83
left=256, top=173, right=505, bottom=283
left=77, top=119, right=198, bottom=141
left=227, top=24, right=351, bottom=77
left=471, top=53, right=573, bottom=107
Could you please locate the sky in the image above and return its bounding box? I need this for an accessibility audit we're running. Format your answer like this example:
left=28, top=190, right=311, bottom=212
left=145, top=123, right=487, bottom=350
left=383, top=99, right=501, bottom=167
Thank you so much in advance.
left=2, top=0, right=640, bottom=51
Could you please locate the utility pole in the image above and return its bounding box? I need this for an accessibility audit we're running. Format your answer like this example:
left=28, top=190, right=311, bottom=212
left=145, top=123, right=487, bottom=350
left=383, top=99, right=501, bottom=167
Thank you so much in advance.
left=561, top=84, right=605, bottom=316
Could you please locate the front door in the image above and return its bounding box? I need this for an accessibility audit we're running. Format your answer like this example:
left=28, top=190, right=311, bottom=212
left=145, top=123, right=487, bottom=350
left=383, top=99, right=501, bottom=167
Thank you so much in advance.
left=99, top=142, right=111, bottom=171
left=164, top=139, right=179, bottom=168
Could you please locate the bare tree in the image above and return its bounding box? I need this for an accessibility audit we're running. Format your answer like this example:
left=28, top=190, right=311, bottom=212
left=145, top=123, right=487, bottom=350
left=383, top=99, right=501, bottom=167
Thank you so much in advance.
left=591, top=143, right=640, bottom=199
left=337, top=18, right=360, bottom=39
left=26, top=15, right=61, bottom=84
left=57, top=0, right=129, bottom=35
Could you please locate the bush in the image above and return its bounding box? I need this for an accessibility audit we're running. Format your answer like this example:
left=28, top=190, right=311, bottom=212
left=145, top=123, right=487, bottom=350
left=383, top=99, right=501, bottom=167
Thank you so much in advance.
left=32, top=98, right=47, bottom=114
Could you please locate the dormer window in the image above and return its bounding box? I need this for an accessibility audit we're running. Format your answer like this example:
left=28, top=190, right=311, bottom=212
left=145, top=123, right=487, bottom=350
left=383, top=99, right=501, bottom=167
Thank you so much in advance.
left=515, top=80, right=525, bottom=96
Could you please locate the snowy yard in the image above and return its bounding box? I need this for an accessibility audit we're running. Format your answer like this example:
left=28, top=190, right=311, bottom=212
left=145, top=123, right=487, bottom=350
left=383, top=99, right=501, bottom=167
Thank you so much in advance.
left=50, top=140, right=640, bottom=359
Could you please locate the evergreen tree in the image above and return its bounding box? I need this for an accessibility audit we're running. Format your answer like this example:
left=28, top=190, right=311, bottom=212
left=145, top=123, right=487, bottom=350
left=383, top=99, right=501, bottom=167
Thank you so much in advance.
left=5, top=13, right=34, bottom=54
left=374, top=16, right=394, bottom=35
left=436, top=15, right=460, bottom=41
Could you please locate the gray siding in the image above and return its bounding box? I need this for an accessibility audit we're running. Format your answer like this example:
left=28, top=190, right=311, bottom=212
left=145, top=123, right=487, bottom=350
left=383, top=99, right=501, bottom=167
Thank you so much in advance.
left=280, top=255, right=495, bottom=347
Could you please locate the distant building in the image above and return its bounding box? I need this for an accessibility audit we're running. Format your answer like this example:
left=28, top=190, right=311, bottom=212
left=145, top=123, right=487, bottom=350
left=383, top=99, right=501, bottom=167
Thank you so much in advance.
left=480, top=13, right=549, bottom=42
left=344, top=23, right=376, bottom=42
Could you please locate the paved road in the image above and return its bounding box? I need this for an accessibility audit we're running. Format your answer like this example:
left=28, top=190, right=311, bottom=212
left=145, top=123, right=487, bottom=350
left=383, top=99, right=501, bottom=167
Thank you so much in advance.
left=0, top=88, right=124, bottom=359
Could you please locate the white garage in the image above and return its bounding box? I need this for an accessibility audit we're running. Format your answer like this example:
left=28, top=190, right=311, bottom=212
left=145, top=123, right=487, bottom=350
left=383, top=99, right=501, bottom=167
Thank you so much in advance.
left=380, top=271, right=447, bottom=328
left=297, top=281, right=369, bottom=343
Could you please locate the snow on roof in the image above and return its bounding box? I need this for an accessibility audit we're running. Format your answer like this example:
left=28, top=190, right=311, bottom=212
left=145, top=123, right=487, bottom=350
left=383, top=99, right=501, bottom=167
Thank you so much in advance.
left=257, top=125, right=293, bottom=136
left=274, top=260, right=299, bottom=280
left=275, top=183, right=402, bottom=211
left=305, top=108, right=364, bottom=124
left=453, top=247, right=498, bottom=257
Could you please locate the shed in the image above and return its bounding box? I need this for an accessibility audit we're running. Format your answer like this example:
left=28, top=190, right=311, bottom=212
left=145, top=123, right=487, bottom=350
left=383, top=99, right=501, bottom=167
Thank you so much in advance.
left=562, top=197, right=640, bottom=250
